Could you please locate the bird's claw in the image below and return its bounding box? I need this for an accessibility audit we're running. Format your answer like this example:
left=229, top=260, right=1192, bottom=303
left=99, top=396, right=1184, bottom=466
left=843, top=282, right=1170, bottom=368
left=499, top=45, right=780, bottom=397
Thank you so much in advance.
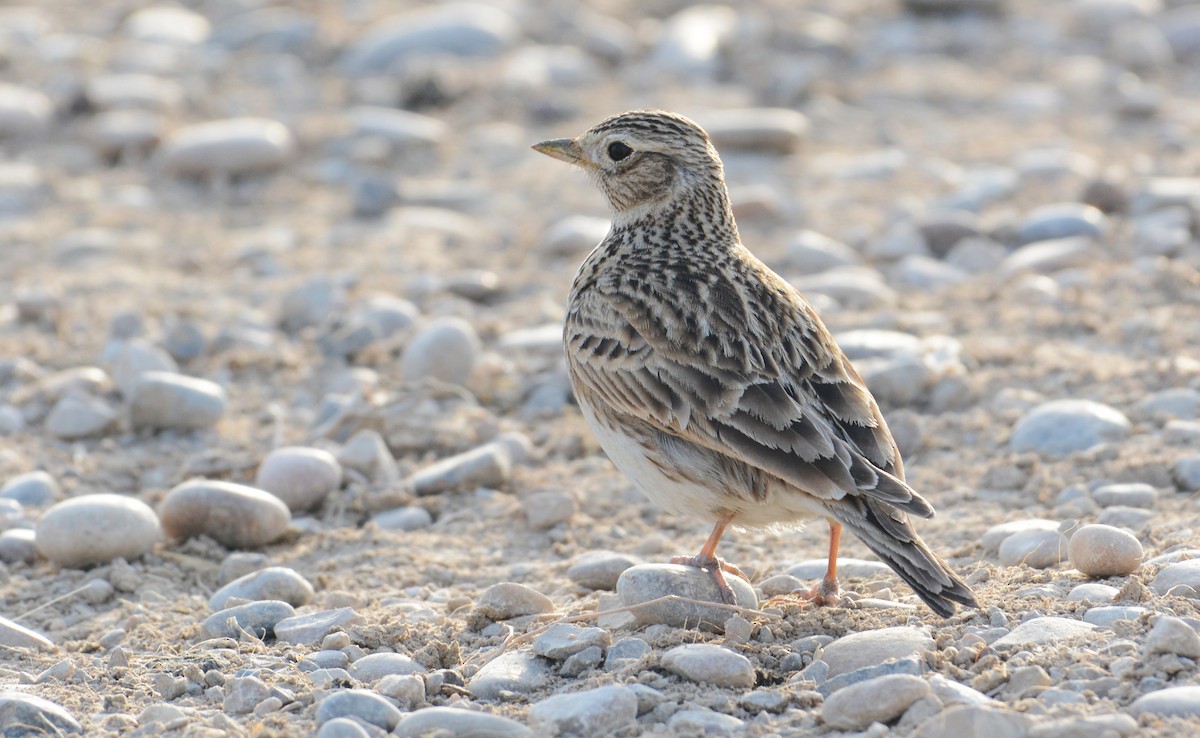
left=670, top=554, right=749, bottom=605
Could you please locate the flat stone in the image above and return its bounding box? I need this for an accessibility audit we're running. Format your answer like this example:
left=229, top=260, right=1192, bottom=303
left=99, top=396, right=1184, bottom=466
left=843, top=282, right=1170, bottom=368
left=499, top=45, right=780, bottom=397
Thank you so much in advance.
left=1151, top=559, right=1200, bottom=598
left=794, top=266, right=897, bottom=310
left=1091, top=483, right=1157, bottom=508
left=0, top=615, right=53, bottom=650
left=651, top=5, right=736, bottom=76
left=275, top=608, right=362, bottom=645
left=210, top=567, right=314, bottom=610
left=400, top=318, right=480, bottom=386
left=1143, top=615, right=1200, bottom=658
left=566, top=550, right=642, bottom=590
left=129, top=371, right=226, bottom=431
left=522, top=490, right=574, bottom=529
left=88, top=110, right=164, bottom=158
left=371, top=506, right=433, bottom=532
left=1174, top=455, right=1200, bottom=491
left=395, top=707, right=533, bottom=738
left=103, top=339, right=177, bottom=397
left=316, top=689, right=401, bottom=732
left=661, top=643, right=754, bottom=688
left=999, top=237, right=1097, bottom=277
left=786, top=229, right=863, bottom=273
left=992, top=617, right=1097, bottom=649
left=1067, top=524, right=1142, bottom=577
left=529, top=684, right=638, bottom=737
left=533, top=624, right=611, bottom=660
left=617, top=564, right=757, bottom=631
left=1010, top=399, right=1130, bottom=456
left=999, top=528, right=1068, bottom=568
left=1017, top=203, right=1108, bottom=244
left=347, top=106, right=447, bottom=148
left=1138, top=388, right=1200, bottom=420
left=124, top=6, right=210, bottom=44
left=605, top=637, right=652, bottom=670
left=349, top=652, right=427, bottom=682
left=1027, top=713, right=1138, bottom=738
left=823, top=674, right=932, bottom=730
left=820, top=627, right=934, bottom=678
left=981, top=519, right=1059, bottom=555
left=160, top=118, right=294, bottom=177
left=1083, top=605, right=1148, bottom=627
left=0, top=84, right=53, bottom=137
left=35, top=494, right=161, bottom=567
left=341, top=3, right=518, bottom=74
left=476, top=582, right=553, bottom=620
left=202, top=600, right=295, bottom=639
left=0, top=529, right=36, bottom=563
left=821, top=656, right=924, bottom=695
left=667, top=709, right=746, bottom=735
left=0, top=691, right=80, bottom=734
left=316, top=718, right=370, bottom=738
left=539, top=215, right=610, bottom=257
left=255, top=447, right=343, bottom=512
left=159, top=480, right=290, bottom=548
left=1129, top=686, right=1200, bottom=719
left=915, top=704, right=1032, bottom=738
left=1097, top=506, right=1154, bottom=529
left=1, top=470, right=58, bottom=506
left=45, top=394, right=119, bottom=439
left=467, top=650, right=552, bottom=700
left=411, top=442, right=511, bottom=496
left=224, top=675, right=269, bottom=714
left=1066, top=583, right=1118, bottom=603
left=703, top=108, right=809, bottom=154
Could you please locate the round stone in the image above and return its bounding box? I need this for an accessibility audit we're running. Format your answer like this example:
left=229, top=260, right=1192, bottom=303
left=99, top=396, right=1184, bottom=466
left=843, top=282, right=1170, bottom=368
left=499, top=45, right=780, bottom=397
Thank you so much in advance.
left=209, top=567, right=314, bottom=610
left=34, top=494, right=162, bottom=568
left=159, top=118, right=294, bottom=177
left=349, top=652, right=427, bottom=682
left=394, top=707, right=532, bottom=738
left=1017, top=202, right=1108, bottom=244
left=371, top=506, right=433, bottom=531
left=159, top=480, right=290, bottom=549
left=1129, top=686, right=1200, bottom=719
left=529, top=685, right=638, bottom=737
left=1067, top=524, right=1143, bottom=577
left=129, top=371, right=226, bottom=431
left=566, top=550, right=643, bottom=590
left=400, top=318, right=480, bottom=386
left=991, top=617, right=1097, bottom=649
left=1144, top=616, right=1200, bottom=658
left=45, top=395, right=119, bottom=439
left=998, top=529, right=1068, bottom=569
left=533, top=623, right=611, bottom=660
left=1091, top=483, right=1157, bottom=508
left=1, top=471, right=58, bottom=506
left=661, top=643, right=754, bottom=688
left=617, top=564, right=757, bottom=631
left=475, top=582, right=554, bottom=620
left=1151, top=559, right=1200, bottom=598
left=0, top=84, right=53, bottom=137
left=0, top=529, right=37, bottom=564
left=823, top=674, right=932, bottom=730
left=820, top=627, right=935, bottom=678
left=202, top=600, right=296, bottom=639
left=316, top=690, right=401, bottom=731
left=255, top=447, right=342, bottom=512
left=1010, top=400, right=1131, bottom=456
left=0, top=692, right=80, bottom=735
left=340, top=4, right=519, bottom=75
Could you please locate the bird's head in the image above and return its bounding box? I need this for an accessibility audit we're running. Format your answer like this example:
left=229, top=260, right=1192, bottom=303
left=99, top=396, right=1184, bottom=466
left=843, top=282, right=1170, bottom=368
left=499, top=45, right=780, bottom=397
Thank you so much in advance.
left=533, top=110, right=727, bottom=218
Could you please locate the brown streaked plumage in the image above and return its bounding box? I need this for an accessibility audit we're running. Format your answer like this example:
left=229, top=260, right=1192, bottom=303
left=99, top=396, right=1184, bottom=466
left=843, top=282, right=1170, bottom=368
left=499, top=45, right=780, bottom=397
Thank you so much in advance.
left=534, top=110, right=978, bottom=617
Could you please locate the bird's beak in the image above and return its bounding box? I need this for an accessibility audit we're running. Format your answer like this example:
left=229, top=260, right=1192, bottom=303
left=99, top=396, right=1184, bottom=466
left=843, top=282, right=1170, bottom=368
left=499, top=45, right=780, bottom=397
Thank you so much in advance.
left=532, top=138, right=595, bottom=169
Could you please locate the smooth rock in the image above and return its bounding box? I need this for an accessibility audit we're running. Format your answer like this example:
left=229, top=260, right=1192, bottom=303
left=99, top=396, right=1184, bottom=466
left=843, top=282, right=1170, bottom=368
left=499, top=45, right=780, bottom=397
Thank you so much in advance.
left=124, top=6, right=210, bottom=44
left=399, top=318, right=480, bottom=386
left=85, top=73, right=184, bottom=112
left=395, top=707, right=533, bottom=738
left=1027, top=713, right=1138, bottom=738
left=0, top=691, right=81, bottom=734
left=1129, top=686, right=1200, bottom=718
left=409, top=442, right=510, bottom=495
left=0, top=616, right=53, bottom=649
left=794, top=266, right=897, bottom=310
left=159, top=480, right=290, bottom=548
left=467, top=650, right=552, bottom=700
left=1092, top=483, right=1157, bottom=508
left=661, top=643, right=755, bottom=688
left=999, top=529, right=1068, bottom=568
left=1017, top=203, right=1108, bottom=244
left=476, top=582, right=554, bottom=620
left=703, top=108, right=809, bottom=154
left=533, top=624, right=610, bottom=660
left=667, top=709, right=746, bottom=735
left=348, top=106, right=447, bottom=148
left=529, top=685, right=638, bottom=737
left=202, top=600, right=295, bottom=639
left=1066, top=583, right=1118, bottom=603
left=1083, top=605, right=1148, bottom=627
left=341, top=3, right=518, bottom=74
left=915, top=704, right=1032, bottom=738
left=0, top=84, right=52, bottom=137
left=1097, top=506, right=1154, bottom=529
left=790, top=558, right=891, bottom=579
left=786, top=229, right=862, bottom=273
left=0, top=529, right=36, bottom=563
left=376, top=674, right=425, bottom=709
left=999, top=237, right=1097, bottom=277
left=823, top=674, right=932, bottom=730
left=279, top=277, right=346, bottom=334
left=316, top=690, right=401, bottom=731
left=821, top=656, right=924, bottom=695
left=945, top=236, right=1007, bottom=273
left=255, top=447, right=342, bottom=512
left=104, top=339, right=177, bottom=397
left=316, top=718, right=370, bottom=738
left=349, top=652, right=426, bottom=683
left=35, top=494, right=161, bottom=567
left=605, top=637, right=652, bottom=670
left=275, top=608, right=361, bottom=645
left=89, top=110, right=165, bottom=158
left=522, top=490, right=574, bottom=529
left=651, top=4, right=736, bottom=76
left=1067, top=524, right=1142, bottom=577
left=1161, top=5, right=1200, bottom=58
left=1, top=470, right=58, bottom=506
left=820, top=627, right=934, bottom=678
left=160, top=118, right=294, bottom=177
left=1010, top=400, right=1130, bottom=456
left=129, top=371, right=225, bottom=431
left=209, top=567, right=314, bottom=610
left=371, top=506, right=433, bottom=531
left=538, top=215, right=609, bottom=257
left=1144, top=616, right=1200, bottom=658
left=1139, top=388, right=1200, bottom=421
left=1150, top=559, right=1200, bottom=598
left=992, top=617, right=1097, bottom=649
left=566, top=550, right=642, bottom=590
left=1174, top=455, right=1200, bottom=491
left=617, top=564, right=757, bottom=630
left=45, top=395, right=119, bottom=439
left=224, top=675, right=269, bottom=714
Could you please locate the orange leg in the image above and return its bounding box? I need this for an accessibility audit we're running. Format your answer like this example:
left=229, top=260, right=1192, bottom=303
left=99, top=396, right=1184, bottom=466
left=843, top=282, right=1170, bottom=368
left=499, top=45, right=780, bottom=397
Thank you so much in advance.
left=670, top=516, right=749, bottom=605
left=801, top=520, right=842, bottom=605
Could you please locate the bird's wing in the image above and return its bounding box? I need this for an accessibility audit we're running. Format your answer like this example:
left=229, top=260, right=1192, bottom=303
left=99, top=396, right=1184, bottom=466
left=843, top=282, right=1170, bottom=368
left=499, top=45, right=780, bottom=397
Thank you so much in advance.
left=566, top=275, right=933, bottom=517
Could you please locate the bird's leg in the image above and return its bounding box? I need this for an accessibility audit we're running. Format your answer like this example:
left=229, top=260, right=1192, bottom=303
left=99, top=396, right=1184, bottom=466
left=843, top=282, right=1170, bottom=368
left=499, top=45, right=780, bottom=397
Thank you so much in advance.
left=799, top=520, right=842, bottom=606
left=670, top=516, right=749, bottom=605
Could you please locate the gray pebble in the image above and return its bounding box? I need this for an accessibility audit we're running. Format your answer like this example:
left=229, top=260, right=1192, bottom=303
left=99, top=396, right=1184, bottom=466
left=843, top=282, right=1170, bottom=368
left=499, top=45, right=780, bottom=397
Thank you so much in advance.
left=129, top=371, right=226, bottom=431
left=0, top=84, right=52, bottom=137
left=869, top=221, right=931, bottom=261
left=476, top=581, right=554, bottom=620
left=394, top=707, right=533, bottom=738
left=529, top=684, right=637, bottom=736
left=1096, top=506, right=1154, bottom=529
left=740, top=688, right=790, bottom=714
left=0, top=615, right=53, bottom=650
left=1017, top=203, right=1107, bottom=244
left=103, top=339, right=178, bottom=397
left=307, top=668, right=353, bottom=690
left=1092, top=483, right=1157, bottom=508
left=0, top=405, right=23, bottom=435
left=45, top=394, right=119, bottom=439
left=349, top=652, right=427, bottom=682
left=1065, top=583, right=1118, bottom=603
left=159, top=479, right=290, bottom=548
left=1128, top=685, right=1200, bottom=719
left=1139, top=388, right=1200, bottom=421
left=1, top=470, right=58, bottom=506
left=794, top=266, right=897, bottom=310
left=533, top=623, right=610, bottom=660
left=338, top=430, right=398, bottom=482
left=998, top=237, right=1097, bottom=278
left=786, top=229, right=862, bottom=274
left=400, top=318, right=480, bottom=386
left=560, top=645, right=603, bottom=677
left=661, top=643, right=754, bottom=688
left=0, top=529, right=36, bottom=563
left=617, top=564, right=757, bottom=630
left=914, top=704, right=1032, bottom=738
left=202, top=600, right=295, bottom=640
left=467, top=650, right=552, bottom=700
left=0, top=691, right=80, bottom=734
left=998, top=528, right=1067, bottom=568
left=605, top=637, right=651, bottom=670
left=667, top=709, right=746, bottom=735
left=35, top=494, right=161, bottom=568
left=348, top=106, right=447, bottom=148
left=256, top=447, right=342, bottom=512
left=1143, top=615, right=1200, bottom=658
left=522, top=490, right=574, bottom=529
left=1010, top=399, right=1130, bottom=456
left=371, top=506, right=433, bottom=531
left=1173, top=455, right=1200, bottom=491
left=539, top=216, right=611, bottom=257
left=890, top=255, right=968, bottom=290
left=224, top=675, right=270, bottom=715
left=376, top=673, right=425, bottom=710
left=1067, top=524, right=1142, bottom=577
left=789, top=557, right=891, bottom=579
left=822, top=656, right=924, bottom=695
left=823, top=674, right=931, bottom=730
left=410, top=442, right=511, bottom=495
left=316, top=717, right=371, bottom=738
left=341, top=4, right=517, bottom=75
left=209, top=567, right=314, bottom=610
left=1161, top=5, right=1200, bottom=58
left=1028, top=713, right=1138, bottom=738
left=316, top=689, right=400, bottom=731
left=1151, top=559, right=1200, bottom=598
left=279, top=277, right=346, bottom=334
left=1083, top=605, right=1148, bottom=628
left=219, top=552, right=271, bottom=584
left=702, top=108, right=808, bottom=154
left=992, top=617, right=1096, bottom=649
left=87, top=110, right=164, bottom=159
left=651, top=5, right=736, bottom=76
left=160, top=118, right=294, bottom=177
left=276, top=608, right=362, bottom=645
left=944, top=236, right=1007, bottom=273
left=821, top=627, right=934, bottom=678
left=566, top=550, right=642, bottom=590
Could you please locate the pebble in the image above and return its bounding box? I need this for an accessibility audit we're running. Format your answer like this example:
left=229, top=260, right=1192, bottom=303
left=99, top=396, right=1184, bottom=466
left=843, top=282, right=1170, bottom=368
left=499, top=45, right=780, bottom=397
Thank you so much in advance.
left=566, top=550, right=642, bottom=590
left=651, top=4, right=736, bottom=76
left=0, top=615, right=53, bottom=649
left=394, top=707, right=533, bottom=738
left=1143, top=615, right=1200, bottom=658
left=475, top=582, right=554, bottom=620
left=522, top=490, right=575, bottom=529
left=1150, top=559, right=1200, bottom=597
left=316, top=718, right=370, bottom=738
left=45, top=395, right=119, bottom=439
left=789, top=558, right=891, bottom=579
left=1139, top=388, right=1200, bottom=421
left=1066, top=583, right=1118, bottom=603
left=605, top=637, right=651, bottom=670
left=104, top=339, right=177, bottom=397
left=786, top=229, right=862, bottom=273
left=529, top=684, right=638, bottom=737
left=1, top=470, right=58, bottom=506
left=159, top=480, right=291, bottom=548
left=1083, top=605, right=1148, bottom=627
left=466, top=650, right=552, bottom=700
left=219, top=552, right=271, bottom=584
left=667, top=709, right=746, bottom=735
left=661, top=643, right=755, bottom=689
left=160, top=118, right=294, bottom=177
left=0, top=84, right=52, bottom=137
left=820, top=627, right=934, bottom=678
left=1161, top=5, right=1200, bottom=58
left=1097, top=506, right=1154, bottom=529
left=1017, top=203, right=1108, bottom=244
left=998, top=528, right=1068, bottom=568
left=998, top=237, right=1097, bottom=277
left=533, top=623, right=610, bottom=660
left=0, top=692, right=81, bottom=734
left=869, top=221, right=931, bottom=261
left=129, top=371, right=226, bottom=431
left=376, top=674, right=425, bottom=709
left=341, top=4, right=518, bottom=75
left=944, top=236, right=1007, bottom=273
left=1028, top=714, right=1139, bottom=738
left=347, top=106, right=448, bottom=148
left=371, top=506, right=433, bottom=531
left=1010, top=399, right=1131, bottom=456
left=279, top=277, right=346, bottom=334
left=1067, top=524, right=1142, bottom=577
left=992, top=617, right=1097, bottom=649
left=124, top=5, right=210, bottom=44
left=1174, top=455, right=1200, bottom=491
left=0, top=405, right=23, bottom=435
left=275, top=608, right=362, bottom=645
left=202, top=600, right=295, bottom=640
left=255, top=447, right=343, bottom=512
left=0, top=529, right=36, bottom=563
left=823, top=674, right=932, bottom=730
left=399, top=318, right=480, bottom=386
left=915, top=704, right=1032, bottom=738
left=1129, top=685, right=1200, bottom=719
left=794, top=266, right=897, bottom=310
left=538, top=215, right=609, bottom=257
left=316, top=689, right=401, bottom=732
left=702, top=109, right=809, bottom=154
left=88, top=110, right=165, bottom=159
left=617, top=564, right=757, bottom=630
left=338, top=430, right=399, bottom=481
left=409, top=442, right=511, bottom=495
left=1091, top=483, right=1157, bottom=508
left=224, top=675, right=270, bottom=714
left=34, top=494, right=162, bottom=568
left=209, top=567, right=314, bottom=610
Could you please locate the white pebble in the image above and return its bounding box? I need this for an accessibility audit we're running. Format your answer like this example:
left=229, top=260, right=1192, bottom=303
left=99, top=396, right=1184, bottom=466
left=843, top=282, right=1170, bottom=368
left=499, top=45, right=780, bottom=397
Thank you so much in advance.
left=160, top=118, right=294, bottom=177
left=34, top=494, right=161, bottom=568
left=45, top=395, right=118, bottom=440
left=408, top=442, right=510, bottom=495
left=616, top=564, right=757, bottom=630
left=821, top=627, right=934, bottom=678
left=476, top=582, right=554, bottom=620
left=1010, top=399, right=1130, bottom=456
left=991, top=617, right=1097, bottom=649
left=1, top=471, right=59, bottom=506
left=0, top=83, right=52, bottom=137
left=998, top=529, right=1068, bottom=568
left=529, top=685, right=637, bottom=737
left=209, top=567, right=314, bottom=610
left=1128, top=686, right=1200, bottom=719
left=1143, top=615, right=1200, bottom=658
left=1067, top=524, right=1142, bottom=577
left=255, top=447, right=342, bottom=512
left=823, top=674, right=932, bottom=730
left=661, top=643, right=754, bottom=688
left=159, top=480, right=290, bottom=548
left=394, top=707, right=532, bottom=738
left=400, top=318, right=480, bottom=386
left=129, top=371, right=226, bottom=431
left=1150, top=559, right=1200, bottom=598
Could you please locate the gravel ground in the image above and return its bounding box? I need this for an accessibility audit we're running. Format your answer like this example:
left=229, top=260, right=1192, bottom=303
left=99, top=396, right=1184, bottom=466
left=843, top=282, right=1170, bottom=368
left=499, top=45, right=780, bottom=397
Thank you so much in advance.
left=1, top=0, right=1200, bottom=736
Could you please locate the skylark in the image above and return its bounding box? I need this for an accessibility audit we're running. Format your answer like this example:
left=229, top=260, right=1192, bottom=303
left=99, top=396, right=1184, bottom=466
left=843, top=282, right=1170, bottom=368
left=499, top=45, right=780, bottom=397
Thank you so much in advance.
left=534, top=110, right=978, bottom=617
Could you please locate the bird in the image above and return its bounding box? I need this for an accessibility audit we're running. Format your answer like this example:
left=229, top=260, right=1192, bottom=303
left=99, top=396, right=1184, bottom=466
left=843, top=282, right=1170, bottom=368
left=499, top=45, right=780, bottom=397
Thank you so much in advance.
left=533, top=110, right=978, bottom=617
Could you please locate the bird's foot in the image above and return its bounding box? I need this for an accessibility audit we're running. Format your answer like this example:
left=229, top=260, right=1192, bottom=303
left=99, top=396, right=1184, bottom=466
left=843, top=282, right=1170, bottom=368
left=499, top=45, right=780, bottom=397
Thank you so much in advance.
left=670, top=554, right=750, bottom=605
left=764, top=576, right=840, bottom=609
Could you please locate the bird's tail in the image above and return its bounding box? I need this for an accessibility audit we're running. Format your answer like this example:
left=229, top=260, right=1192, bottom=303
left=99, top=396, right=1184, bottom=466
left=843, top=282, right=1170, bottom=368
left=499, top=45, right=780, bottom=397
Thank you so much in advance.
left=829, top=499, right=979, bottom=618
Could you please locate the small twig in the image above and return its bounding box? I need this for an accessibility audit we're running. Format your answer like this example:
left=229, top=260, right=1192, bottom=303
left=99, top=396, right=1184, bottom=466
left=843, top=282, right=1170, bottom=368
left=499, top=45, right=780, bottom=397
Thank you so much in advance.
left=15, top=582, right=100, bottom=622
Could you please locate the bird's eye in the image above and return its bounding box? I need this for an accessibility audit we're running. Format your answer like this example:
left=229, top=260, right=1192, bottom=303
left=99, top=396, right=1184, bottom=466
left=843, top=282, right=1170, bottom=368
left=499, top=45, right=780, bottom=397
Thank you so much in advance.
left=607, top=141, right=633, bottom=161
